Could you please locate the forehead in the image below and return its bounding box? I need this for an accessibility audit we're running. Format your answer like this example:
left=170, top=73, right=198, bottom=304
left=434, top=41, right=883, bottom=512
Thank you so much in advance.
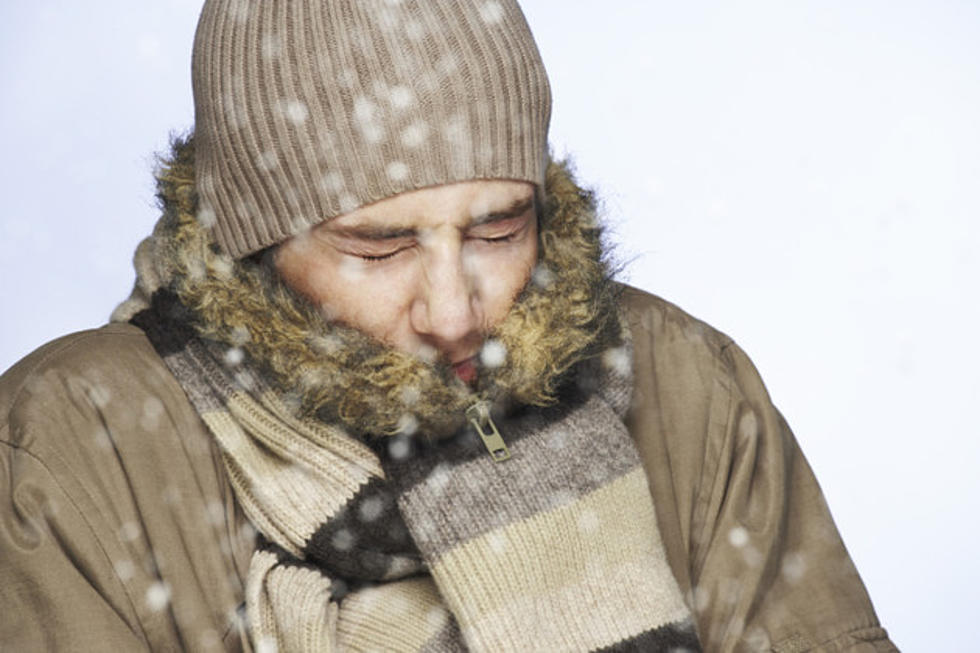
left=323, top=179, right=535, bottom=232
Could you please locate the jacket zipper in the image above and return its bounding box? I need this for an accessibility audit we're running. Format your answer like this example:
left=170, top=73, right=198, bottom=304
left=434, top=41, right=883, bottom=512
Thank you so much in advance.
left=466, top=402, right=511, bottom=462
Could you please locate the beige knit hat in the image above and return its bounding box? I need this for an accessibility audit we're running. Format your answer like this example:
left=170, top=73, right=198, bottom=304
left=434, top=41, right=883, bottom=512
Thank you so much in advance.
left=192, top=0, right=552, bottom=258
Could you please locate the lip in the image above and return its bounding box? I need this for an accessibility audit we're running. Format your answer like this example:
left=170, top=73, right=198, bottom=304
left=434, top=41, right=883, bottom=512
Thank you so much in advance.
left=451, top=356, right=479, bottom=384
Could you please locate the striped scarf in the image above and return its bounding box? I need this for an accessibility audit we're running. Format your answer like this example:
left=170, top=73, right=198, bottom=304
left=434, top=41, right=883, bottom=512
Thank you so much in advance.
left=134, top=290, right=700, bottom=651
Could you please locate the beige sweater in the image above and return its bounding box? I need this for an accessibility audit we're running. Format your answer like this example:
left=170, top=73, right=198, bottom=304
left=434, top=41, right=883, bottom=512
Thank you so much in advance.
left=0, top=287, right=895, bottom=652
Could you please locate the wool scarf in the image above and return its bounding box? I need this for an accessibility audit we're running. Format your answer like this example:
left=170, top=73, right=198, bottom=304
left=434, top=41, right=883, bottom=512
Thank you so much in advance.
left=119, top=139, right=702, bottom=652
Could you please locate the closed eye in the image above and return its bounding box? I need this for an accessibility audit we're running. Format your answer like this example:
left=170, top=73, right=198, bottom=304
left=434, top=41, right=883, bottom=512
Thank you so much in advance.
left=358, top=249, right=403, bottom=262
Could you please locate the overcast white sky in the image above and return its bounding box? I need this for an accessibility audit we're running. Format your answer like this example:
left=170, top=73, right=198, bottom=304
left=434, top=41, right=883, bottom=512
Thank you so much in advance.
left=2, top=1, right=978, bottom=649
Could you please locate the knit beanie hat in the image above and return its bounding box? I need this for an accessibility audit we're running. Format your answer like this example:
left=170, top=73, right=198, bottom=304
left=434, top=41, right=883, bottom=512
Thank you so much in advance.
left=192, top=0, right=552, bottom=258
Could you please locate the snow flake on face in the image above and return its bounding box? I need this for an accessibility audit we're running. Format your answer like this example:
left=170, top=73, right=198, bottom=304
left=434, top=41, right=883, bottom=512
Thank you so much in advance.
left=145, top=581, right=171, bottom=612
left=480, top=339, right=507, bottom=368
left=727, top=526, right=749, bottom=548
left=386, top=160, right=410, bottom=182
left=478, top=1, right=505, bottom=25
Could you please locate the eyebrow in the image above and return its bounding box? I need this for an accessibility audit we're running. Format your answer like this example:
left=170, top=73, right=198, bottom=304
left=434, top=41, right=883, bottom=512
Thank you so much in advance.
left=331, top=196, right=536, bottom=241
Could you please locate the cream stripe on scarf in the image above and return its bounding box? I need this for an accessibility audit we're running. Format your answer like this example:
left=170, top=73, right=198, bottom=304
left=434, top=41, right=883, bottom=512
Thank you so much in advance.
left=429, top=468, right=691, bottom=651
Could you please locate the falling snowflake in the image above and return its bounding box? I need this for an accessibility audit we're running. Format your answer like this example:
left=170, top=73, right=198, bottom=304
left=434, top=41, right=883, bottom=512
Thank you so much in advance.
left=401, top=122, right=429, bottom=148
left=478, top=1, right=505, bottom=25
left=601, top=347, right=631, bottom=377
left=119, top=521, right=141, bottom=543
left=260, top=35, right=282, bottom=60
left=331, top=528, right=356, bottom=551
left=532, top=263, right=555, bottom=289
left=114, top=559, right=136, bottom=582
left=320, top=171, right=345, bottom=194
left=727, top=526, right=749, bottom=548
left=256, top=150, right=278, bottom=173
left=224, top=347, right=245, bottom=367
left=197, top=207, right=217, bottom=228
left=577, top=509, right=600, bottom=534
left=739, top=411, right=759, bottom=442
left=145, top=581, right=171, bottom=612
left=255, top=636, right=279, bottom=653
left=487, top=532, right=508, bottom=554
left=358, top=496, right=384, bottom=522
left=386, top=160, right=410, bottom=182
left=282, top=99, right=309, bottom=125
left=388, top=85, right=414, bottom=110
left=480, top=339, right=507, bottom=368
left=389, top=436, right=412, bottom=460
left=781, top=552, right=807, bottom=582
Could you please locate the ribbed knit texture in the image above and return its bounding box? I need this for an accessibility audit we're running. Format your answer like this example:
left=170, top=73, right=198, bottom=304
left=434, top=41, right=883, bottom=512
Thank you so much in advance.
left=192, top=0, right=552, bottom=258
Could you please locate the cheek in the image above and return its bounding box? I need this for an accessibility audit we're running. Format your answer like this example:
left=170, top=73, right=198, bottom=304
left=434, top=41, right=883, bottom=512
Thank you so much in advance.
left=471, top=240, right=537, bottom=322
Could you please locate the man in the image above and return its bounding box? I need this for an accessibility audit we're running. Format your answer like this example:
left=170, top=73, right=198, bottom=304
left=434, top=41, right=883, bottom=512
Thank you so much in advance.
left=0, top=0, right=895, bottom=650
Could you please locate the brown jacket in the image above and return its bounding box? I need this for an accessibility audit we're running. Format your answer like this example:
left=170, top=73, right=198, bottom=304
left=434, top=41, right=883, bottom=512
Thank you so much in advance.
left=0, top=287, right=896, bottom=651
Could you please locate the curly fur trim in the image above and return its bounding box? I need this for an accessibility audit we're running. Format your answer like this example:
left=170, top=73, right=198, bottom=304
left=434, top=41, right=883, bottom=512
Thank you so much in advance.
left=130, top=136, right=621, bottom=438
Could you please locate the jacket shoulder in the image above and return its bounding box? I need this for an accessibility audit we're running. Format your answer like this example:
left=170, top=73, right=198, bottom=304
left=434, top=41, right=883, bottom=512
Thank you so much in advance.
left=619, top=284, right=736, bottom=362
left=1, top=323, right=185, bottom=448
left=0, top=323, right=252, bottom=649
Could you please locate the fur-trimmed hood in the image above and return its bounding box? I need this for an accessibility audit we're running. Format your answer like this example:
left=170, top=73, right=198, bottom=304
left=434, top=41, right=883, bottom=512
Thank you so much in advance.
left=114, top=137, right=622, bottom=439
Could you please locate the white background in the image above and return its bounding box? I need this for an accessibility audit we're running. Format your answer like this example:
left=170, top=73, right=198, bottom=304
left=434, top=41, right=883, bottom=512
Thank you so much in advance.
left=3, top=1, right=978, bottom=649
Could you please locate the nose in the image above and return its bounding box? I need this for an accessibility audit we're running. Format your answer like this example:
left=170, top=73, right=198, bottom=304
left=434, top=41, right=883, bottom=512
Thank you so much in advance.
left=410, top=241, right=483, bottom=356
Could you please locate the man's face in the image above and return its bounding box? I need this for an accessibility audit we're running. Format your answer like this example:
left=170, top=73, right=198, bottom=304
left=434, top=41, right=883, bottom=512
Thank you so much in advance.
left=274, top=179, right=538, bottom=382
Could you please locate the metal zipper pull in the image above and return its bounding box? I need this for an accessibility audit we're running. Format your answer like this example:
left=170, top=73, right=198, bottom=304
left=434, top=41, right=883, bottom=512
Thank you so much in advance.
left=466, top=402, right=511, bottom=462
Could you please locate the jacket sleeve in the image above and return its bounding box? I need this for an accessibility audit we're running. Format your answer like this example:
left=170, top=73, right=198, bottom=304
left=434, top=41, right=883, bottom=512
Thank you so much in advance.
left=689, top=340, right=897, bottom=651
left=0, top=441, right=149, bottom=650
